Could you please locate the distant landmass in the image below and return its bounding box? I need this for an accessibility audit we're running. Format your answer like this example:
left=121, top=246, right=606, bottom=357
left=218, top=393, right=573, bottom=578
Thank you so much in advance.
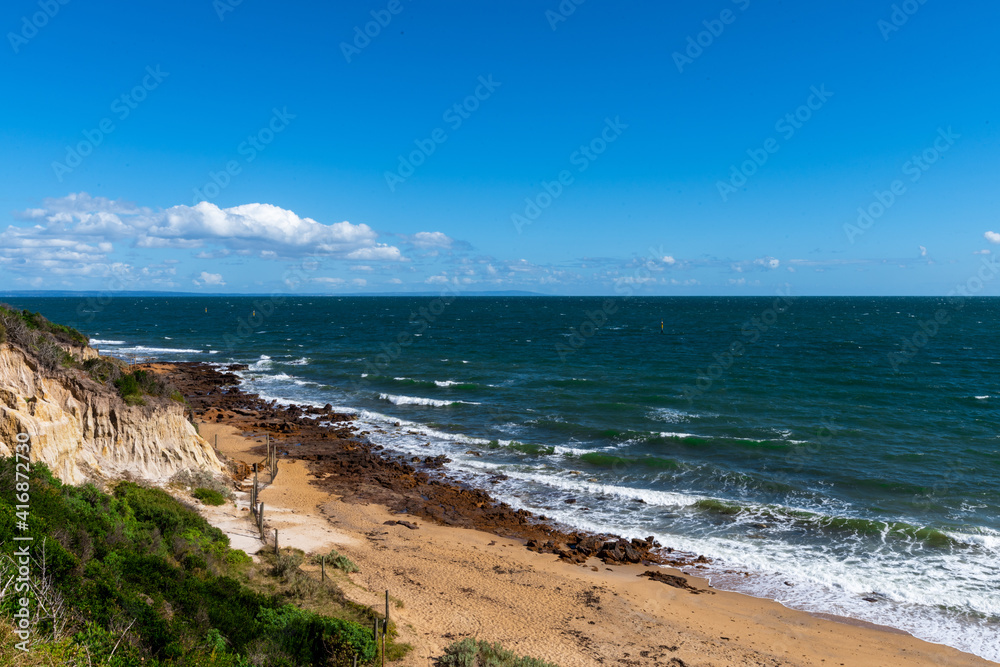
left=0, top=289, right=549, bottom=298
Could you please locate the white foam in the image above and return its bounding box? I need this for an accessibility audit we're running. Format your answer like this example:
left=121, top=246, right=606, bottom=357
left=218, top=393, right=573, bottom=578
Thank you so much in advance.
left=119, top=345, right=204, bottom=354
left=248, top=355, right=272, bottom=371
left=435, top=380, right=464, bottom=387
left=975, top=395, right=990, bottom=400
left=378, top=393, right=479, bottom=407
left=90, top=339, right=125, bottom=345
left=648, top=407, right=692, bottom=423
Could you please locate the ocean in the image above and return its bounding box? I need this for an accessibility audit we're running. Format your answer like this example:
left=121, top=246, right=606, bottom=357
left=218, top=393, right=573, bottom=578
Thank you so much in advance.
left=10, top=295, right=999, bottom=661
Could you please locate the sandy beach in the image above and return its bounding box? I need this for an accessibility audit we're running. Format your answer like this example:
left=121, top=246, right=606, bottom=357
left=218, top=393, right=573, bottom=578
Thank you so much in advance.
left=193, top=417, right=995, bottom=667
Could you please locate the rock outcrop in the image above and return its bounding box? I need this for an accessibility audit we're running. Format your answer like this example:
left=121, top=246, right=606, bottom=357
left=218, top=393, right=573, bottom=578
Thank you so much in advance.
left=0, top=343, right=223, bottom=485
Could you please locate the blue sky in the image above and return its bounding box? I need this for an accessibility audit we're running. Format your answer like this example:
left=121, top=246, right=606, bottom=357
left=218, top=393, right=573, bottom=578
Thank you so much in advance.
left=1, top=0, right=998, bottom=295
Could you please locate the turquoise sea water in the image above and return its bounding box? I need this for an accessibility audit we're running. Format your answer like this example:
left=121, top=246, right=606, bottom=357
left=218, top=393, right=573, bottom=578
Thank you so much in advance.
left=10, top=295, right=999, bottom=661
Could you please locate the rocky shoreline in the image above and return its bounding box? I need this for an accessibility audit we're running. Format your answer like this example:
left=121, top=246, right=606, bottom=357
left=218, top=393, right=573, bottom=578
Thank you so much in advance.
left=163, top=361, right=714, bottom=585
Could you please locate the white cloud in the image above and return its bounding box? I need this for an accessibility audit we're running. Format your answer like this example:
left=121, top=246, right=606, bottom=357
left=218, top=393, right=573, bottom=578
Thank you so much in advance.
left=411, top=231, right=453, bottom=249
left=194, top=271, right=226, bottom=286
left=754, top=256, right=780, bottom=270
left=345, top=245, right=402, bottom=261
left=5, top=194, right=405, bottom=270
left=729, top=277, right=747, bottom=285
left=351, top=278, right=367, bottom=287
left=919, top=245, right=927, bottom=257
left=425, top=275, right=449, bottom=285
left=661, top=255, right=676, bottom=265
left=388, top=278, right=403, bottom=284
left=973, top=249, right=991, bottom=255
left=985, top=231, right=1000, bottom=244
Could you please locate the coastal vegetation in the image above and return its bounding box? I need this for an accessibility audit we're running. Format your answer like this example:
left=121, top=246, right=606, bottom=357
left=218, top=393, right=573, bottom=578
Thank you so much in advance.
left=0, top=457, right=407, bottom=665
left=437, top=638, right=560, bottom=667
left=0, top=303, right=88, bottom=348
left=0, top=304, right=83, bottom=370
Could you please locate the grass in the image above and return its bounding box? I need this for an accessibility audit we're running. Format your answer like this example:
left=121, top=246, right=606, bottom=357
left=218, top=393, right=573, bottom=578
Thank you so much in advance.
left=192, top=487, right=226, bottom=506
left=436, top=638, right=560, bottom=667
left=311, top=549, right=360, bottom=574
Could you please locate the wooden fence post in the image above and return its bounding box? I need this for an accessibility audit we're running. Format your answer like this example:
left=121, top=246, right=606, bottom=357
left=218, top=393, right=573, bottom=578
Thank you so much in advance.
left=383, top=590, right=389, bottom=667
left=258, top=503, right=264, bottom=540
left=274, top=529, right=279, bottom=555
left=321, top=556, right=325, bottom=582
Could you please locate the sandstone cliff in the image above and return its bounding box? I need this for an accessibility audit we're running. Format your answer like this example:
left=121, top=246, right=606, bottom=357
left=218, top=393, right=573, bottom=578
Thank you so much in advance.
left=0, top=342, right=223, bottom=485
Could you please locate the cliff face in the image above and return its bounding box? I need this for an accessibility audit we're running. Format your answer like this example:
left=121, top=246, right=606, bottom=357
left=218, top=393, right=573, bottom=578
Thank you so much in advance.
left=0, top=343, right=223, bottom=485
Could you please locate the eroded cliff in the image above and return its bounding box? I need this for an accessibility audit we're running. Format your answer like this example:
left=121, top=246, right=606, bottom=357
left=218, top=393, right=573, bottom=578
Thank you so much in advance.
left=0, top=343, right=223, bottom=484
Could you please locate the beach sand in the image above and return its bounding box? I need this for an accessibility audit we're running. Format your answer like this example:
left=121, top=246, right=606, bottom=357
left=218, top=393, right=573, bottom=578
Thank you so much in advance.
left=195, top=420, right=995, bottom=667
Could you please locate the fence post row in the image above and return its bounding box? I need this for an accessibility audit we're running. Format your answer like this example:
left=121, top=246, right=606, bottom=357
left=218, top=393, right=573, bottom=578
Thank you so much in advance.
left=258, top=502, right=264, bottom=540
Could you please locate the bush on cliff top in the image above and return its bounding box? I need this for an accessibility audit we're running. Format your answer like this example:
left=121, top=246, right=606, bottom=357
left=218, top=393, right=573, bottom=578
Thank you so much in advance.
left=0, top=457, right=380, bottom=665
left=0, top=303, right=88, bottom=346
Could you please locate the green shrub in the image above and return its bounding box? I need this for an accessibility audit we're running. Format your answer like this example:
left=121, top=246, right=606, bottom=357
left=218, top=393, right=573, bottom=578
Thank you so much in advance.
left=438, top=638, right=560, bottom=667
left=0, top=303, right=88, bottom=346
left=114, top=369, right=172, bottom=404
left=312, top=549, right=360, bottom=573
left=171, top=468, right=232, bottom=501
left=193, top=487, right=226, bottom=505
left=1, top=459, right=383, bottom=666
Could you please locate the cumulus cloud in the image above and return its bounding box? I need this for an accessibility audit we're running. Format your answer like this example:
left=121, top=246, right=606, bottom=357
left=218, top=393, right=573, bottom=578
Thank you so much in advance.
left=985, top=231, right=1000, bottom=244
left=661, top=255, right=676, bottom=265
left=3, top=194, right=405, bottom=279
left=194, top=271, right=226, bottom=286
left=754, top=256, right=780, bottom=270
left=919, top=245, right=927, bottom=257
left=411, top=231, right=453, bottom=249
